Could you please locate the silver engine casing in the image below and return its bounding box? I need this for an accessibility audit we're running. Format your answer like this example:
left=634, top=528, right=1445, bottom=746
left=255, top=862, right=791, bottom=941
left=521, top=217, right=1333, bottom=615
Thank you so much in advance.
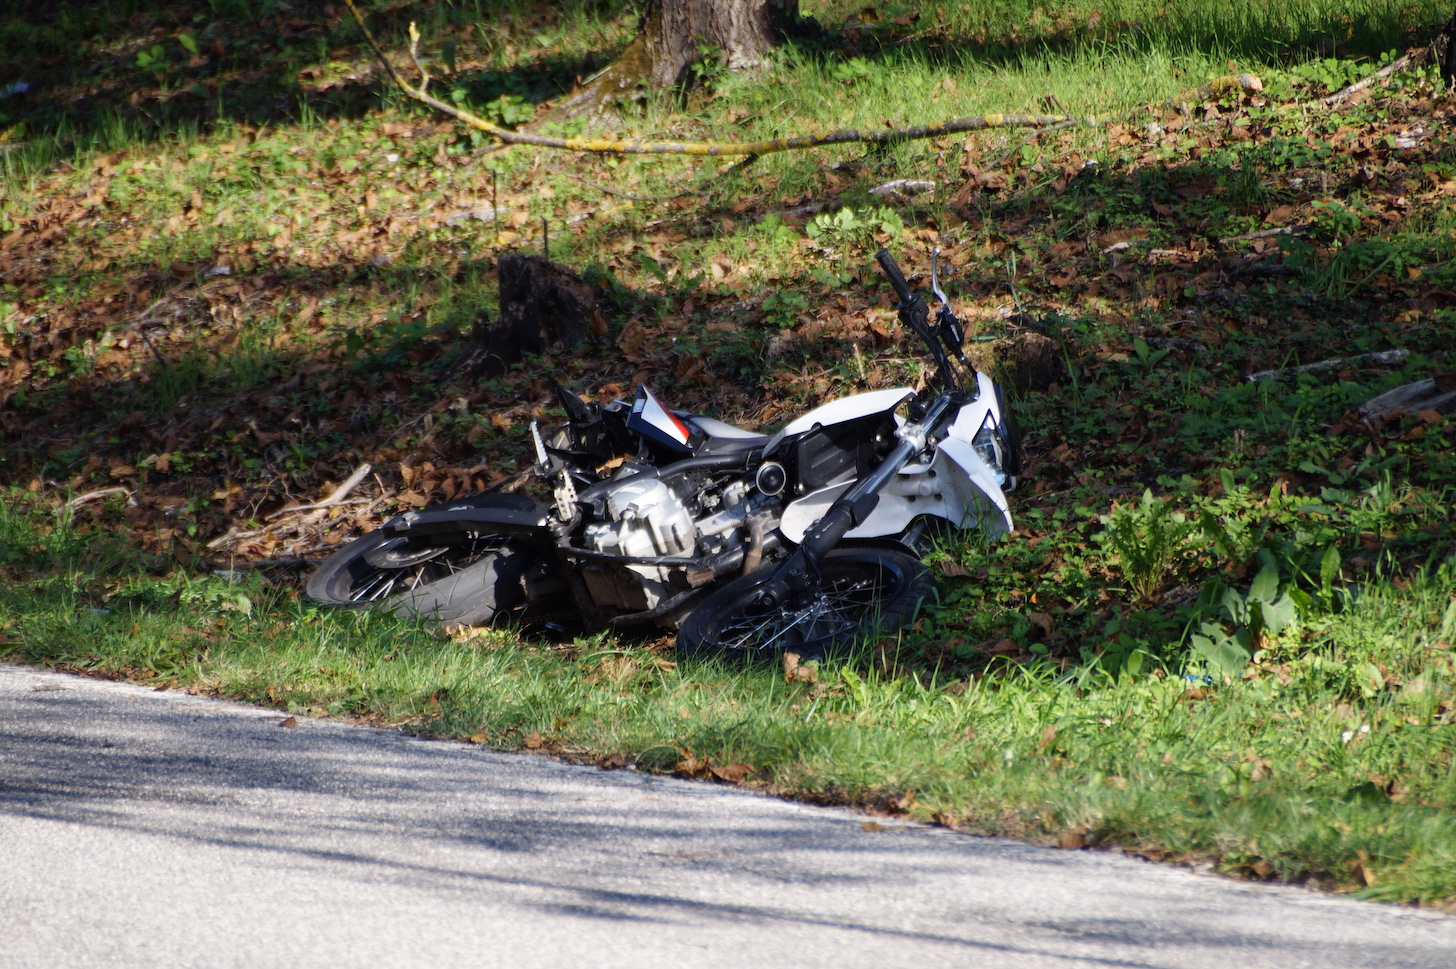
left=581, top=477, right=695, bottom=613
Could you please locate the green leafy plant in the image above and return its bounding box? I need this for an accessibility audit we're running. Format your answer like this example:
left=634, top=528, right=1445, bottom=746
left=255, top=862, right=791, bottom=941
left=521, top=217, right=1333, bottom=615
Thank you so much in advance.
left=1189, top=558, right=1307, bottom=675
left=689, top=45, right=728, bottom=88
left=760, top=290, right=809, bottom=328
left=1099, top=490, right=1193, bottom=602
left=135, top=44, right=168, bottom=80
left=805, top=205, right=904, bottom=250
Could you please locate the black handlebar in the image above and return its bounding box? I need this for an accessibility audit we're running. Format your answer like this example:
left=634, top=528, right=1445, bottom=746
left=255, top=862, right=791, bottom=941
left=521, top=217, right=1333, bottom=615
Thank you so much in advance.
left=875, top=248, right=914, bottom=304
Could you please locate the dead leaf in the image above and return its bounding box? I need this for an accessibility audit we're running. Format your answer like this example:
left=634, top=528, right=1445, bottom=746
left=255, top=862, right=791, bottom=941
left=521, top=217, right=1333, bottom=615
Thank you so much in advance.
left=1095, top=228, right=1149, bottom=249
left=940, top=559, right=973, bottom=578
left=710, top=763, right=753, bottom=783
left=783, top=650, right=818, bottom=684
left=674, top=753, right=709, bottom=777
left=617, top=320, right=648, bottom=361
left=278, top=716, right=297, bottom=729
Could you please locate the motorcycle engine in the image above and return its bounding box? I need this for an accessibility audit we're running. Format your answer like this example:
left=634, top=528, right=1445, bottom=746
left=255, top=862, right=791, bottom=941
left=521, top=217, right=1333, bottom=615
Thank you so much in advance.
left=580, top=477, right=696, bottom=614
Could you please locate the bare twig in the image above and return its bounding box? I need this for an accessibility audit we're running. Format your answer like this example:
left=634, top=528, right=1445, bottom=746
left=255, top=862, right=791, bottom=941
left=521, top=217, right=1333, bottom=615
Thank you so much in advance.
left=323, top=462, right=373, bottom=503
left=405, top=21, right=431, bottom=93
left=266, top=462, right=372, bottom=520
left=264, top=497, right=372, bottom=521
left=868, top=179, right=936, bottom=198
left=209, top=463, right=375, bottom=549
left=64, top=487, right=130, bottom=510
left=474, top=467, right=533, bottom=495
left=1219, top=224, right=1312, bottom=245
left=1318, top=51, right=1419, bottom=106
left=1246, top=349, right=1409, bottom=382
left=1141, top=336, right=1208, bottom=354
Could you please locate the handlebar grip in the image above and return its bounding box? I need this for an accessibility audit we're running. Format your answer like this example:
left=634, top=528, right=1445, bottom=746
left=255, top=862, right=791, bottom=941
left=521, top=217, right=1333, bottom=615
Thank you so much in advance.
left=874, top=248, right=913, bottom=304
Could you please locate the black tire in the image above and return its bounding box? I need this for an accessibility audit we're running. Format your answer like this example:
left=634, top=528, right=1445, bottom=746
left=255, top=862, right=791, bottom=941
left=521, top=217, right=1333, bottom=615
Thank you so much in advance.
left=305, top=526, right=533, bottom=629
left=676, top=547, right=935, bottom=662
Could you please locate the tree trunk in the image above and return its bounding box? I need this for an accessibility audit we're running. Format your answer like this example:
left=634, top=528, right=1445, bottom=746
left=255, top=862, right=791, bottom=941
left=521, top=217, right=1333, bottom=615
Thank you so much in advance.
left=551, top=0, right=798, bottom=117
left=1443, top=7, right=1456, bottom=91
left=640, top=0, right=799, bottom=85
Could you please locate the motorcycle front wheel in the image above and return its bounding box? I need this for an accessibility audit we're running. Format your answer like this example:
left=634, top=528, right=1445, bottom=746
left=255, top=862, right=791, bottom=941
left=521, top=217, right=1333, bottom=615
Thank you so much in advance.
left=305, top=527, right=534, bottom=629
left=676, top=547, right=935, bottom=662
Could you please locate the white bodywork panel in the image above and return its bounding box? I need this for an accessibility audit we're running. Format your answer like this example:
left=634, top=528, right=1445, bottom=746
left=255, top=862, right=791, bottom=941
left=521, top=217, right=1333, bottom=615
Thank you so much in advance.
left=778, top=442, right=1011, bottom=543
left=778, top=371, right=1013, bottom=544
left=779, top=388, right=914, bottom=436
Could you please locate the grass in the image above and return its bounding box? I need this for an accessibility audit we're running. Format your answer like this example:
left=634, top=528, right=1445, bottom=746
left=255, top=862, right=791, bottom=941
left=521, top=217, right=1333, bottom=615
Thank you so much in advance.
left=5, top=489, right=1456, bottom=903
left=3, top=0, right=1456, bottom=909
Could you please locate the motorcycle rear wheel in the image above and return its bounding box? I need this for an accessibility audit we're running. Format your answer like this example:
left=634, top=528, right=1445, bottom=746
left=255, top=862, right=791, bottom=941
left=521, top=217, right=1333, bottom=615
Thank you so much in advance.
left=305, top=527, right=533, bottom=629
left=676, top=547, right=934, bottom=662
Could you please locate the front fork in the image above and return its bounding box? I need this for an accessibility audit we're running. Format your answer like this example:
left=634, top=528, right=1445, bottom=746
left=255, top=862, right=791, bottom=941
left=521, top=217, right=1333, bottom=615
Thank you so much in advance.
left=754, top=393, right=961, bottom=608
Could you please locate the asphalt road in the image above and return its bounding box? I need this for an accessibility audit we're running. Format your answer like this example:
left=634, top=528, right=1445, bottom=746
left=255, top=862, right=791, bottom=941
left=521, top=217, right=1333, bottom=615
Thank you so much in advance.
left=3, top=663, right=1453, bottom=969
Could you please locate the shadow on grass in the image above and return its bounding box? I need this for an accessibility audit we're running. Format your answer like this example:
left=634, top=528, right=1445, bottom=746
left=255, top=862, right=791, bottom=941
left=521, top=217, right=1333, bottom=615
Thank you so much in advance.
left=5, top=0, right=1448, bottom=181
left=0, top=0, right=628, bottom=177
left=794, top=0, right=1446, bottom=74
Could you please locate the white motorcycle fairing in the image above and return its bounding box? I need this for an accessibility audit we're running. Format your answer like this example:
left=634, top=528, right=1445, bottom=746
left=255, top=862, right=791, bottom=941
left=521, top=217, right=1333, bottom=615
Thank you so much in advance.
left=778, top=371, right=1014, bottom=544
left=761, top=387, right=914, bottom=457
left=779, top=387, right=914, bottom=436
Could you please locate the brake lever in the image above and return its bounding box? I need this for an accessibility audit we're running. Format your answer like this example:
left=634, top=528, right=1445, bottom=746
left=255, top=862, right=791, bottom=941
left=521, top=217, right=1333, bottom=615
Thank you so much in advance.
left=930, top=247, right=951, bottom=308
left=930, top=247, right=974, bottom=382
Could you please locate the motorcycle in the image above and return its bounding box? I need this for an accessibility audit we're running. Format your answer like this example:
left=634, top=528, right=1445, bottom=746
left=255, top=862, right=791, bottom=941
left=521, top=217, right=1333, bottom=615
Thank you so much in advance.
left=306, top=247, right=1020, bottom=660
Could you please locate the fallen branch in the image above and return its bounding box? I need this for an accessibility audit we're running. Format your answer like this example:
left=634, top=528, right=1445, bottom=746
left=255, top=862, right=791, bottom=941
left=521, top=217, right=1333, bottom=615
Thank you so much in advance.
left=64, top=487, right=130, bottom=510
left=265, top=463, right=373, bottom=520
left=1318, top=50, right=1420, bottom=106
left=1246, top=349, right=1409, bottom=382
left=209, top=463, right=374, bottom=549
left=344, top=0, right=1067, bottom=157
left=1358, top=374, right=1456, bottom=419
left=868, top=179, right=936, bottom=198
left=1141, top=336, right=1208, bottom=354
left=1219, top=224, right=1312, bottom=245
left=346, top=1, right=1278, bottom=169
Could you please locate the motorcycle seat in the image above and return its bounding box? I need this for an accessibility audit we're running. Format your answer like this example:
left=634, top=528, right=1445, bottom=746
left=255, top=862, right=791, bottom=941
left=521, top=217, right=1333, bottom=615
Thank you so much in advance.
left=687, top=415, right=769, bottom=452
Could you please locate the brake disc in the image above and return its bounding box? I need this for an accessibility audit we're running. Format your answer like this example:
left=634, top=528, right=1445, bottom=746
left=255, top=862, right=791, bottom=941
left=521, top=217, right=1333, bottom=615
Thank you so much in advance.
left=363, top=537, right=449, bottom=569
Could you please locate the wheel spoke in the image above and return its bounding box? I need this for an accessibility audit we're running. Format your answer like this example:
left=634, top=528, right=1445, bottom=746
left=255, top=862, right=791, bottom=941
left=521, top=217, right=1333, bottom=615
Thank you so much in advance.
left=345, top=534, right=512, bottom=603
left=709, top=565, right=899, bottom=653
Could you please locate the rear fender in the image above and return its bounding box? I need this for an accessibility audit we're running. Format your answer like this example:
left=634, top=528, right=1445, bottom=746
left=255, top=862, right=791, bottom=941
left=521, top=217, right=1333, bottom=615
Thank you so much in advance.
left=382, top=494, right=551, bottom=540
